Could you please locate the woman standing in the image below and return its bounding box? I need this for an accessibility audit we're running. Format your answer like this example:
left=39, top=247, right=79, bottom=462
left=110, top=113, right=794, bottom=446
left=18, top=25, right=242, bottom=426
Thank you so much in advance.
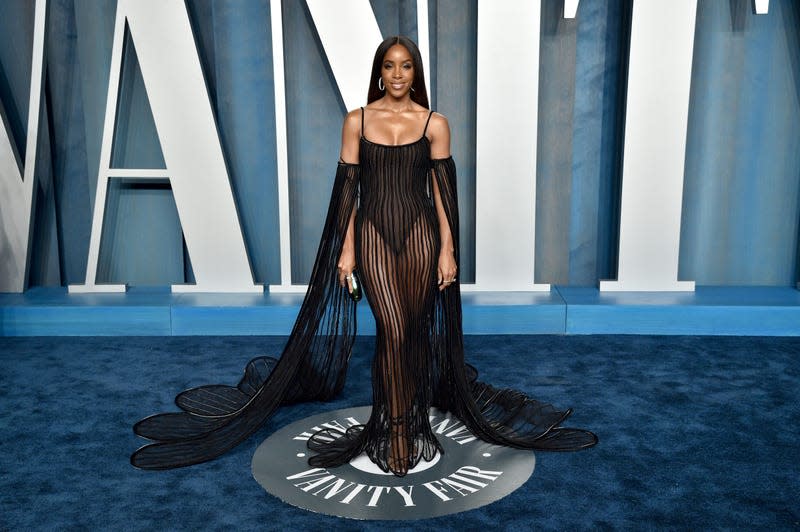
left=131, top=36, right=596, bottom=477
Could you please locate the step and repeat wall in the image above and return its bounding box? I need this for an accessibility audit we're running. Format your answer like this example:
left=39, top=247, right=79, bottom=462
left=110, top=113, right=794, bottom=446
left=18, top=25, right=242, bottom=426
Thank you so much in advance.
left=1, top=0, right=798, bottom=293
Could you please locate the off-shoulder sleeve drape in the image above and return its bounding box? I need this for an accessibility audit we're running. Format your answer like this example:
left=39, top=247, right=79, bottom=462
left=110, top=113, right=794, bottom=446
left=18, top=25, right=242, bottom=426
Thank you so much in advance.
left=429, top=157, right=597, bottom=451
left=130, top=163, right=361, bottom=470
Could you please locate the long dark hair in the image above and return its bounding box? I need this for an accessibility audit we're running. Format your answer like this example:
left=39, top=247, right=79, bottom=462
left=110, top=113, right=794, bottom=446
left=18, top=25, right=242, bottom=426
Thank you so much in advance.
left=366, top=36, right=429, bottom=109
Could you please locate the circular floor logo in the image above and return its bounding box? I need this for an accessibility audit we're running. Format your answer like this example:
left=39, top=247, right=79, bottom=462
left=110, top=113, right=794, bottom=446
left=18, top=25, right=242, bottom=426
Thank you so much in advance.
left=252, top=406, right=535, bottom=520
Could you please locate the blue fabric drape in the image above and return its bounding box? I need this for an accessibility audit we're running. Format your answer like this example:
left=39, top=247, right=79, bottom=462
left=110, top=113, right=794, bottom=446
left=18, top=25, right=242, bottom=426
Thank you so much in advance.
left=430, top=0, right=478, bottom=282
left=680, top=0, right=800, bottom=285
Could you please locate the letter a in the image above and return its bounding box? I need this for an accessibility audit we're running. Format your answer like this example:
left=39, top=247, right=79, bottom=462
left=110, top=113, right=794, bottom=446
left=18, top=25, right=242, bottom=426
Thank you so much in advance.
left=70, top=0, right=259, bottom=293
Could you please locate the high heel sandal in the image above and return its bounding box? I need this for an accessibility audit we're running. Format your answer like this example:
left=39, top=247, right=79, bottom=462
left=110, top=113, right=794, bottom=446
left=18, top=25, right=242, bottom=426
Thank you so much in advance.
left=387, top=415, right=418, bottom=475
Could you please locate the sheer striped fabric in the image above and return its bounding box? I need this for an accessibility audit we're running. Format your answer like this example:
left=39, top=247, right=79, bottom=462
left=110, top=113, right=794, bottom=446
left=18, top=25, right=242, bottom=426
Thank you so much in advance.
left=308, top=112, right=596, bottom=475
left=131, top=110, right=596, bottom=476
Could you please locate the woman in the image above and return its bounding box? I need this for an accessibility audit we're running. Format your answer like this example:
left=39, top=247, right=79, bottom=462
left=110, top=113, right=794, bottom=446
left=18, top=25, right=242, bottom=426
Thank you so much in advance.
left=131, top=36, right=596, bottom=477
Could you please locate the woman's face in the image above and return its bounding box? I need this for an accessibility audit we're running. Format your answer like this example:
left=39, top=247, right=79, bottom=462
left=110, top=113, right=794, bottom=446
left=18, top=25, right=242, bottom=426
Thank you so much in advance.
left=381, top=44, right=414, bottom=98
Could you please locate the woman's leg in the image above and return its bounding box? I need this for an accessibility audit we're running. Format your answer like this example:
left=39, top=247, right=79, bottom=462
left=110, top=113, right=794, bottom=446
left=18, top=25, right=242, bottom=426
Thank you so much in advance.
left=358, top=214, right=438, bottom=475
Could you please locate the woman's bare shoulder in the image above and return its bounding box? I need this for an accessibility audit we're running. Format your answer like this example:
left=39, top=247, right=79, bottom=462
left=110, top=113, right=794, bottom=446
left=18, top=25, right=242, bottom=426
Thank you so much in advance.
left=342, top=108, right=362, bottom=135
left=429, top=110, right=448, bottom=123
left=427, top=112, right=450, bottom=158
left=427, top=112, right=450, bottom=136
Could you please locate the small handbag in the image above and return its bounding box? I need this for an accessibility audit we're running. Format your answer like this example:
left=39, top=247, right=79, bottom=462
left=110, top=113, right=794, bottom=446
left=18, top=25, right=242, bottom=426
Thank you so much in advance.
left=348, top=270, right=362, bottom=302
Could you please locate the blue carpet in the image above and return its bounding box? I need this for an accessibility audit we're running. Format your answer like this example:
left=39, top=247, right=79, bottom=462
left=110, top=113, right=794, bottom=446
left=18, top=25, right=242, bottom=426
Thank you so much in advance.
left=1, top=335, right=798, bottom=530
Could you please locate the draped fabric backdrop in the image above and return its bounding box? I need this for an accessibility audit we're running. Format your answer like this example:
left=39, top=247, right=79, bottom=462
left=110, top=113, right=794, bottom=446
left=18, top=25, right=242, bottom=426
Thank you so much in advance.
left=0, top=0, right=798, bottom=289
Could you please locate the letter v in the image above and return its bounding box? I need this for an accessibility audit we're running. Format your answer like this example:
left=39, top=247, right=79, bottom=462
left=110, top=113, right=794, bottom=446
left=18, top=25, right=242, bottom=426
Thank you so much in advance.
left=0, top=0, right=46, bottom=293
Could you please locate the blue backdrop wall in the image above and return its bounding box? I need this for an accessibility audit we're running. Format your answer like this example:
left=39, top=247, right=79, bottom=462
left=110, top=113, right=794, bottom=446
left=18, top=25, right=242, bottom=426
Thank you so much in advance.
left=0, top=0, right=798, bottom=289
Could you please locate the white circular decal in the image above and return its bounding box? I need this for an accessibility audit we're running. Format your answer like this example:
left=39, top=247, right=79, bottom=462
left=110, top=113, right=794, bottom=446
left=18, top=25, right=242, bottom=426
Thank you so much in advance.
left=252, top=406, right=535, bottom=520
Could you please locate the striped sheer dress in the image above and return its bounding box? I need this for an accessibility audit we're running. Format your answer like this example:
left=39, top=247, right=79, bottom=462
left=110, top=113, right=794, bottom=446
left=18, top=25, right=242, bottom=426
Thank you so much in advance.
left=131, top=108, right=597, bottom=477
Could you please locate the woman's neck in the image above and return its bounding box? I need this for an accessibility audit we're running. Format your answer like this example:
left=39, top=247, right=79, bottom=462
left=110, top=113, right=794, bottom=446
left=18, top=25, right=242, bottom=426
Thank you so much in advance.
left=374, top=95, right=416, bottom=113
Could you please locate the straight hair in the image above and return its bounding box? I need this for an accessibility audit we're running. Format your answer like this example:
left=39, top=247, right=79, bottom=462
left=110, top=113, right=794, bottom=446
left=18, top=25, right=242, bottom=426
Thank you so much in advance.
left=366, top=36, right=430, bottom=108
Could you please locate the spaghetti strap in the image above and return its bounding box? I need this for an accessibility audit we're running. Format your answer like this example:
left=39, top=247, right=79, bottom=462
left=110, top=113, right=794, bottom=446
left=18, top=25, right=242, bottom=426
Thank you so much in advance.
left=360, top=107, right=365, bottom=137
left=422, top=110, right=434, bottom=136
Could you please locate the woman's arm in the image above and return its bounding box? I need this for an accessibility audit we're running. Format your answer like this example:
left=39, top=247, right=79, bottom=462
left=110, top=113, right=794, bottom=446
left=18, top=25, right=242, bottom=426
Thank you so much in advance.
left=338, top=110, right=361, bottom=291
left=428, top=113, right=457, bottom=290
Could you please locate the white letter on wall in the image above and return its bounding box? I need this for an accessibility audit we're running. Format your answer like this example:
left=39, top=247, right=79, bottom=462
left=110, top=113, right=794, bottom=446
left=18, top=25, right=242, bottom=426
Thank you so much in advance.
left=564, top=0, right=580, bottom=19
left=69, top=0, right=260, bottom=293
left=600, top=0, right=697, bottom=292
left=0, top=0, right=46, bottom=293
left=473, top=0, right=549, bottom=291
left=271, top=0, right=386, bottom=292
left=305, top=0, right=382, bottom=112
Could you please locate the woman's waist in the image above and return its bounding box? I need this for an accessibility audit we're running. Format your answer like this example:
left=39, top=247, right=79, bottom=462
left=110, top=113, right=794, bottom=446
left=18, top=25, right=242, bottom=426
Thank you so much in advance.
left=359, top=195, right=432, bottom=210
left=357, top=199, right=435, bottom=219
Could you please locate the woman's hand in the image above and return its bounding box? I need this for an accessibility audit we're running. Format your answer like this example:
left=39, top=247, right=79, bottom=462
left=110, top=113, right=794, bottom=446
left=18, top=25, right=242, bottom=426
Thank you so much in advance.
left=338, top=246, right=357, bottom=294
left=437, top=249, right=457, bottom=291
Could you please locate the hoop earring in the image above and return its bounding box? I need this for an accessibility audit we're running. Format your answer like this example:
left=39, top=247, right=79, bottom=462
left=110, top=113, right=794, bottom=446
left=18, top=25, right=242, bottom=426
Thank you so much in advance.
left=410, top=86, right=415, bottom=92
left=378, top=77, right=385, bottom=91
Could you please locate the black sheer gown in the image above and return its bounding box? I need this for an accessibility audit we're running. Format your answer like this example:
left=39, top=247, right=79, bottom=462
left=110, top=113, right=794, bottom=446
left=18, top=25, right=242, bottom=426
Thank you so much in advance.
left=131, top=108, right=597, bottom=476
